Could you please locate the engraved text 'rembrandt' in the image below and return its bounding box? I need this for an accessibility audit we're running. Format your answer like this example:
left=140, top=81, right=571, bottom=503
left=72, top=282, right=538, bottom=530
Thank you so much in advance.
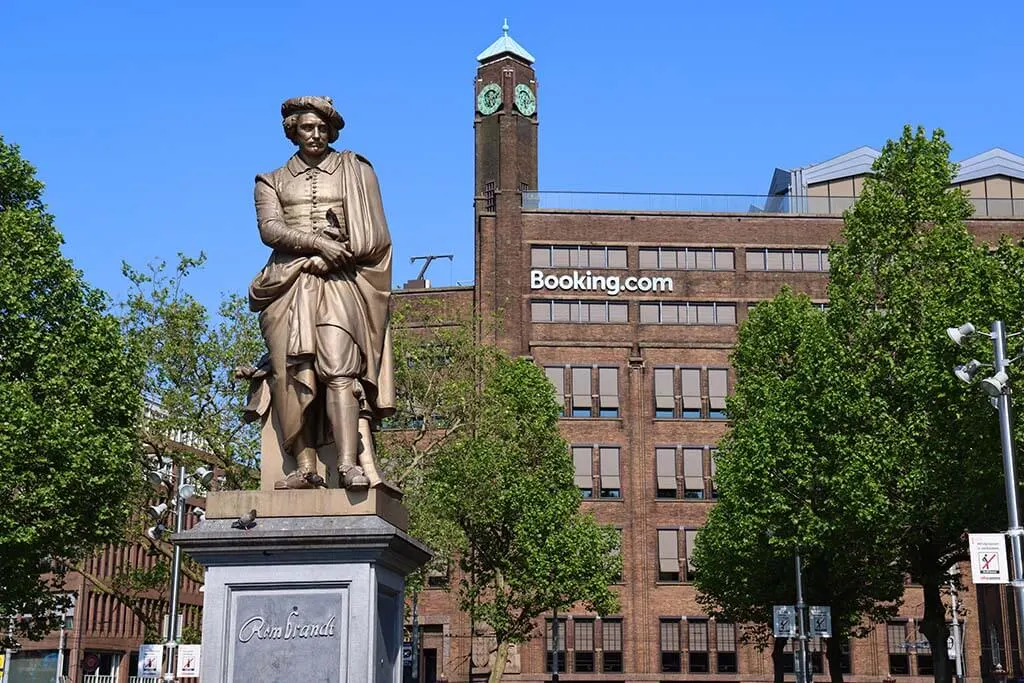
left=237, top=607, right=337, bottom=643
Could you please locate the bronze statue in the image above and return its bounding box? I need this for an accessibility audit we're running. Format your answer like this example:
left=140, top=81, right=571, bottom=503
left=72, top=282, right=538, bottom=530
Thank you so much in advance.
left=245, top=96, right=395, bottom=491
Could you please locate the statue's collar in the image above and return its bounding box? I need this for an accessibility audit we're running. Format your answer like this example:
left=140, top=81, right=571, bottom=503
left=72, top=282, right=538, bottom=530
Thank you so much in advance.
left=287, top=150, right=343, bottom=176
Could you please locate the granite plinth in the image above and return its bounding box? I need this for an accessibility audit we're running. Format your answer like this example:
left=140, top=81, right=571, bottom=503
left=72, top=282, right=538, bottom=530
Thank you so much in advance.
left=205, top=485, right=408, bottom=531
left=174, top=514, right=430, bottom=682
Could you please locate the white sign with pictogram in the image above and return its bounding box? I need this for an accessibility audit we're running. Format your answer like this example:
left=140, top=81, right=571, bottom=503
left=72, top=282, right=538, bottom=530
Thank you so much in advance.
left=969, top=533, right=1009, bottom=584
left=176, top=644, right=201, bottom=678
left=773, top=605, right=796, bottom=638
left=138, top=644, right=163, bottom=677
left=809, top=606, right=832, bottom=638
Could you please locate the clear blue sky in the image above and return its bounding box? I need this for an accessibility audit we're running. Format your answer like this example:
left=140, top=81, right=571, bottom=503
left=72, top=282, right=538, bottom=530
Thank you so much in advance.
left=3, top=0, right=1023, bottom=306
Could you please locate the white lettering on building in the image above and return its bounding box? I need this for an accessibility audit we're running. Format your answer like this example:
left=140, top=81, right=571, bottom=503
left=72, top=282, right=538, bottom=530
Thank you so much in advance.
left=529, top=269, right=673, bottom=296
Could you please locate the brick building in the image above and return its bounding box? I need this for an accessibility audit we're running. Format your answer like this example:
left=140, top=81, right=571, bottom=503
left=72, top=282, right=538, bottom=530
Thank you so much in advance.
left=396, top=24, right=1024, bottom=683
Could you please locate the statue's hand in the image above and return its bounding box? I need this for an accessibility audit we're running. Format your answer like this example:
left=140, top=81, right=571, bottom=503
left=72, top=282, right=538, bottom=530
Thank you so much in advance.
left=304, top=255, right=331, bottom=276
left=317, top=237, right=353, bottom=270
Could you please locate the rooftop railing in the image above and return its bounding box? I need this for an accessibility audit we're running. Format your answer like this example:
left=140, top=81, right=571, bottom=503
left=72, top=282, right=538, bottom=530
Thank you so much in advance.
left=521, top=191, right=1024, bottom=218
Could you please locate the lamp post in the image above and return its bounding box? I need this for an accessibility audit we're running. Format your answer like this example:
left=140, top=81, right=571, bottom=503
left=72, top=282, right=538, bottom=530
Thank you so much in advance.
left=163, top=464, right=187, bottom=682
left=949, top=319, right=1024, bottom=661
left=947, top=565, right=964, bottom=683
left=795, top=548, right=810, bottom=683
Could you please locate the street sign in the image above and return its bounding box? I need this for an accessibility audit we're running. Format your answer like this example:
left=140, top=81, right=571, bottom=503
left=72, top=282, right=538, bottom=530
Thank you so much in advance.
left=969, top=533, right=1009, bottom=584
left=138, top=644, right=163, bottom=677
left=773, top=605, right=796, bottom=638
left=809, top=606, right=832, bottom=638
left=176, top=644, right=201, bottom=678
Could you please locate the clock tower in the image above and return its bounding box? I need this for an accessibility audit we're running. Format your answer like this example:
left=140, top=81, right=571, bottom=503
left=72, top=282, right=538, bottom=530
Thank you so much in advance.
left=474, top=19, right=538, bottom=212
left=473, top=20, right=538, bottom=352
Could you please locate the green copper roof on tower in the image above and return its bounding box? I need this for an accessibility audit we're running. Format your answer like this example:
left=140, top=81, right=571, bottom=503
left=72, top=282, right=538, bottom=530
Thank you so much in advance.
left=476, top=19, right=535, bottom=64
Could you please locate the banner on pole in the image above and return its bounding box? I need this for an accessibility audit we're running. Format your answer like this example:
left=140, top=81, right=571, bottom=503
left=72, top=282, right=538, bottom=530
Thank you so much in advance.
left=138, top=644, right=163, bottom=677
left=176, top=644, right=201, bottom=678
left=969, top=533, right=1009, bottom=584
left=809, top=606, right=832, bottom=638
left=773, top=605, right=796, bottom=638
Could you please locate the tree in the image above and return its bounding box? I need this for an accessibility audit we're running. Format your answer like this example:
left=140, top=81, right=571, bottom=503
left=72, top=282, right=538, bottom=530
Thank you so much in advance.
left=0, top=136, right=143, bottom=647
left=693, top=289, right=905, bottom=683
left=73, top=254, right=265, bottom=639
left=120, top=253, right=263, bottom=491
left=694, top=126, right=1024, bottom=683
left=425, top=356, right=620, bottom=683
left=825, top=126, right=1024, bottom=683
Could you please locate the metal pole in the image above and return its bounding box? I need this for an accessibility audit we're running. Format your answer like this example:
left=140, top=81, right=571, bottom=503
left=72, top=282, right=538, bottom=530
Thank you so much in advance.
left=163, top=464, right=186, bottom=682
left=411, top=593, right=419, bottom=683
left=992, top=320, right=1024, bottom=665
left=551, top=607, right=559, bottom=683
left=2, top=616, right=14, bottom=683
left=795, top=549, right=809, bottom=683
left=949, top=569, right=964, bottom=683
left=55, top=619, right=65, bottom=683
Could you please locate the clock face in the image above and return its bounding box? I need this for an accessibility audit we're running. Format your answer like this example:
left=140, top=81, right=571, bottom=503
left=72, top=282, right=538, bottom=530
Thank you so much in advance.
left=514, top=84, right=536, bottom=116
left=477, top=83, right=502, bottom=116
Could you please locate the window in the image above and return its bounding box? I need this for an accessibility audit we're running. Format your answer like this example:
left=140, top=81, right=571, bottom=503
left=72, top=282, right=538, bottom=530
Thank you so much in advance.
left=602, top=619, right=624, bottom=673
left=426, top=562, right=449, bottom=589
left=681, top=368, right=702, bottom=419
left=708, top=368, right=728, bottom=419
left=914, top=623, right=933, bottom=675
left=574, top=620, right=595, bottom=672
left=573, top=446, right=622, bottom=499
left=531, top=300, right=629, bottom=323
left=657, top=529, right=680, bottom=582
left=532, top=245, right=627, bottom=269
left=683, top=448, right=705, bottom=499
left=839, top=640, right=852, bottom=674
left=598, top=367, right=619, bottom=417
left=783, top=638, right=823, bottom=674
left=544, top=366, right=566, bottom=416
left=654, top=367, right=730, bottom=419
left=654, top=368, right=675, bottom=419
left=887, top=622, right=910, bottom=675
left=639, top=301, right=737, bottom=325
left=684, top=528, right=698, bottom=581
left=572, top=446, right=593, bottom=498
left=689, top=620, right=710, bottom=673
left=746, top=248, right=830, bottom=272
left=546, top=618, right=567, bottom=673
left=544, top=366, right=620, bottom=418
left=716, top=622, right=737, bottom=672
left=661, top=619, right=682, bottom=672
left=639, top=247, right=735, bottom=271
left=710, top=448, right=719, bottom=498
left=655, top=447, right=677, bottom=498
left=572, top=367, right=592, bottom=417
left=599, top=447, right=621, bottom=498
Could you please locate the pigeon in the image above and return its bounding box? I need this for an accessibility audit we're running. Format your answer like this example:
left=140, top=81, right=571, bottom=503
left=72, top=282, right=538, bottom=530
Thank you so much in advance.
left=231, top=509, right=257, bottom=530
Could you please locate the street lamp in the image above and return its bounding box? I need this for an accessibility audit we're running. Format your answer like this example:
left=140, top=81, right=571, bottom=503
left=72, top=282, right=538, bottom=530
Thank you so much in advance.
left=145, top=463, right=208, bottom=682
left=948, top=319, right=1024, bottom=661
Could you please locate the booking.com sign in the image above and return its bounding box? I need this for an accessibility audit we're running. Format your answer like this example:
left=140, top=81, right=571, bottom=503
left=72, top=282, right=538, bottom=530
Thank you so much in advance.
left=530, top=269, right=674, bottom=296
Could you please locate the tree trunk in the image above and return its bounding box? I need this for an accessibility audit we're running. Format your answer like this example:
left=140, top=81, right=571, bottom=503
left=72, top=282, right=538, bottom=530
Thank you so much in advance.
left=488, top=639, right=510, bottom=683
left=826, top=636, right=845, bottom=683
left=919, top=576, right=952, bottom=683
left=772, top=637, right=787, bottom=683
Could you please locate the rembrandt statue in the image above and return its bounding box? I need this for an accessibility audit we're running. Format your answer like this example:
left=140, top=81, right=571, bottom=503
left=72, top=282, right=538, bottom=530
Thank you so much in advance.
left=244, top=96, right=395, bottom=491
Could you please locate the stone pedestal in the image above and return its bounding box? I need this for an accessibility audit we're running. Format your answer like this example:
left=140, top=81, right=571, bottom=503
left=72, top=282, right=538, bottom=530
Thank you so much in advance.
left=174, top=490, right=430, bottom=683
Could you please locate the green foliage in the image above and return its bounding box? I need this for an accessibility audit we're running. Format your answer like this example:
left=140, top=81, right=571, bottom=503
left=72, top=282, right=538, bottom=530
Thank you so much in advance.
left=120, top=255, right=263, bottom=489
left=0, top=136, right=143, bottom=647
left=694, top=126, right=1024, bottom=683
left=694, top=289, right=904, bottom=657
left=826, top=126, right=1023, bottom=683
left=378, top=300, right=504, bottom=593
left=424, top=356, right=620, bottom=678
